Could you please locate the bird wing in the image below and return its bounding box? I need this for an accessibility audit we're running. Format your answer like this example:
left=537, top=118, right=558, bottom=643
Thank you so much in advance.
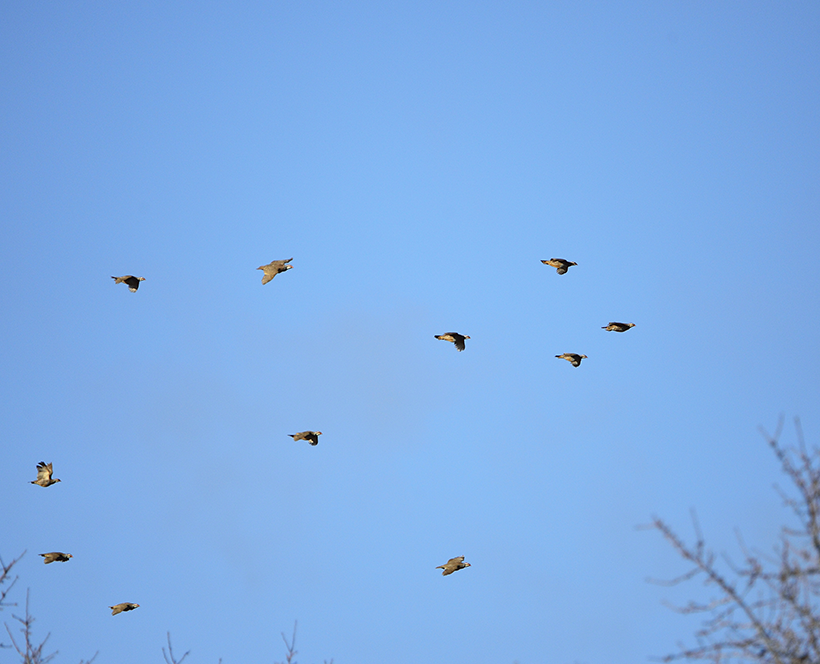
left=448, top=556, right=465, bottom=565
left=260, top=269, right=274, bottom=285
left=35, top=462, right=52, bottom=482
left=454, top=336, right=466, bottom=351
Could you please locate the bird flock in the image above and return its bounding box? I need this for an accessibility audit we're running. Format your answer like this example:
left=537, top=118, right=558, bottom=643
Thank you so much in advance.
left=30, top=255, right=636, bottom=615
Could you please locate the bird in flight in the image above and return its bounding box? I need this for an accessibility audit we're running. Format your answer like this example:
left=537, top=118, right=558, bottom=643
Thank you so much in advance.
left=435, top=332, right=471, bottom=352
left=541, top=258, right=577, bottom=275
left=436, top=556, right=471, bottom=576
left=31, top=462, right=61, bottom=487
left=602, top=322, right=635, bottom=332
left=556, top=353, right=588, bottom=367
left=40, top=552, right=72, bottom=564
left=111, top=275, right=146, bottom=292
left=289, top=431, right=322, bottom=446
left=258, top=258, right=293, bottom=284
left=110, top=603, right=140, bottom=615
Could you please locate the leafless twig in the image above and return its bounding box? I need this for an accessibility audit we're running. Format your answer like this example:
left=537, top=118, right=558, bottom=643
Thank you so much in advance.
left=4, top=589, right=57, bottom=664
left=650, top=417, right=820, bottom=663
left=163, top=632, right=190, bottom=664
left=0, top=551, right=24, bottom=612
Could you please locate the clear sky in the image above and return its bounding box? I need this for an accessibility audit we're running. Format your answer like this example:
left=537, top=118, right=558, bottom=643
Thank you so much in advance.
left=2, top=2, right=819, bottom=663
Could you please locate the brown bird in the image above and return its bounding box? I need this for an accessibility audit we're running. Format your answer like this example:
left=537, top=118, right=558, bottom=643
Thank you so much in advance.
left=436, top=556, right=471, bottom=576
left=258, top=258, right=293, bottom=284
left=602, top=322, right=635, bottom=332
left=111, top=275, right=146, bottom=292
left=541, top=258, right=577, bottom=275
left=30, top=462, right=61, bottom=487
left=556, top=353, right=588, bottom=367
left=289, top=431, right=322, bottom=446
left=110, top=603, right=140, bottom=615
left=435, top=332, right=471, bottom=352
left=40, top=552, right=72, bottom=564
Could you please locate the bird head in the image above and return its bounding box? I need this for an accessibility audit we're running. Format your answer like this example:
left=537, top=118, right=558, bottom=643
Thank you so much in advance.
left=581, top=355, right=588, bottom=359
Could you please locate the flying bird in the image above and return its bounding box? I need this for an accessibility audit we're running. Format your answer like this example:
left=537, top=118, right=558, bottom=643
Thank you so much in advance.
left=541, top=258, right=577, bottom=275
left=602, top=322, right=635, bottom=332
left=31, top=462, right=61, bottom=487
left=40, top=552, right=72, bottom=564
left=111, top=275, right=145, bottom=292
left=435, top=332, right=471, bottom=352
left=110, top=603, right=140, bottom=615
left=289, top=431, right=322, bottom=446
left=436, top=556, right=471, bottom=576
left=556, top=353, right=588, bottom=367
left=258, top=258, right=293, bottom=284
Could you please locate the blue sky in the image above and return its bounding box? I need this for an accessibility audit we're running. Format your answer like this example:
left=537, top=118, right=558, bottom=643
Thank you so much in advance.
left=2, top=2, right=819, bottom=663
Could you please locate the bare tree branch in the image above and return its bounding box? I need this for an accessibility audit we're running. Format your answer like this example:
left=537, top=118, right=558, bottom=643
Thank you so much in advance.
left=163, top=632, right=190, bottom=664
left=277, top=621, right=298, bottom=664
left=4, top=589, right=57, bottom=664
left=0, top=551, right=25, bottom=612
left=651, top=417, right=820, bottom=663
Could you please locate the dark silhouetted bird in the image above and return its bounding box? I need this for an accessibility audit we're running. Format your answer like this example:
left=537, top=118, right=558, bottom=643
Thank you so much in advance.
left=110, top=603, right=140, bottom=615
left=436, top=556, right=471, bottom=576
left=111, top=275, right=145, bottom=292
left=258, top=258, right=293, bottom=284
left=602, top=322, right=635, bottom=332
left=435, top=332, right=470, bottom=352
left=556, top=353, right=588, bottom=367
left=289, top=431, right=322, bottom=446
left=31, top=462, right=60, bottom=487
left=40, top=552, right=72, bottom=564
left=541, top=258, right=577, bottom=275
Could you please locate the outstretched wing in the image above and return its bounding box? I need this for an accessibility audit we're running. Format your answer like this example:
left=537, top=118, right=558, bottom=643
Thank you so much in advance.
left=36, top=462, right=52, bottom=482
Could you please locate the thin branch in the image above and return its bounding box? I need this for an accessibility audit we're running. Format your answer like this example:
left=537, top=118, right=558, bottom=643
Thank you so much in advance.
left=277, top=621, right=298, bottom=664
left=162, top=632, right=190, bottom=664
left=650, top=419, right=820, bottom=663
left=4, top=589, right=57, bottom=664
left=0, top=551, right=25, bottom=611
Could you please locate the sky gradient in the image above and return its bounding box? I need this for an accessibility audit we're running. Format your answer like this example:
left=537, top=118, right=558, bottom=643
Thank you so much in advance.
left=2, top=2, right=820, bottom=663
